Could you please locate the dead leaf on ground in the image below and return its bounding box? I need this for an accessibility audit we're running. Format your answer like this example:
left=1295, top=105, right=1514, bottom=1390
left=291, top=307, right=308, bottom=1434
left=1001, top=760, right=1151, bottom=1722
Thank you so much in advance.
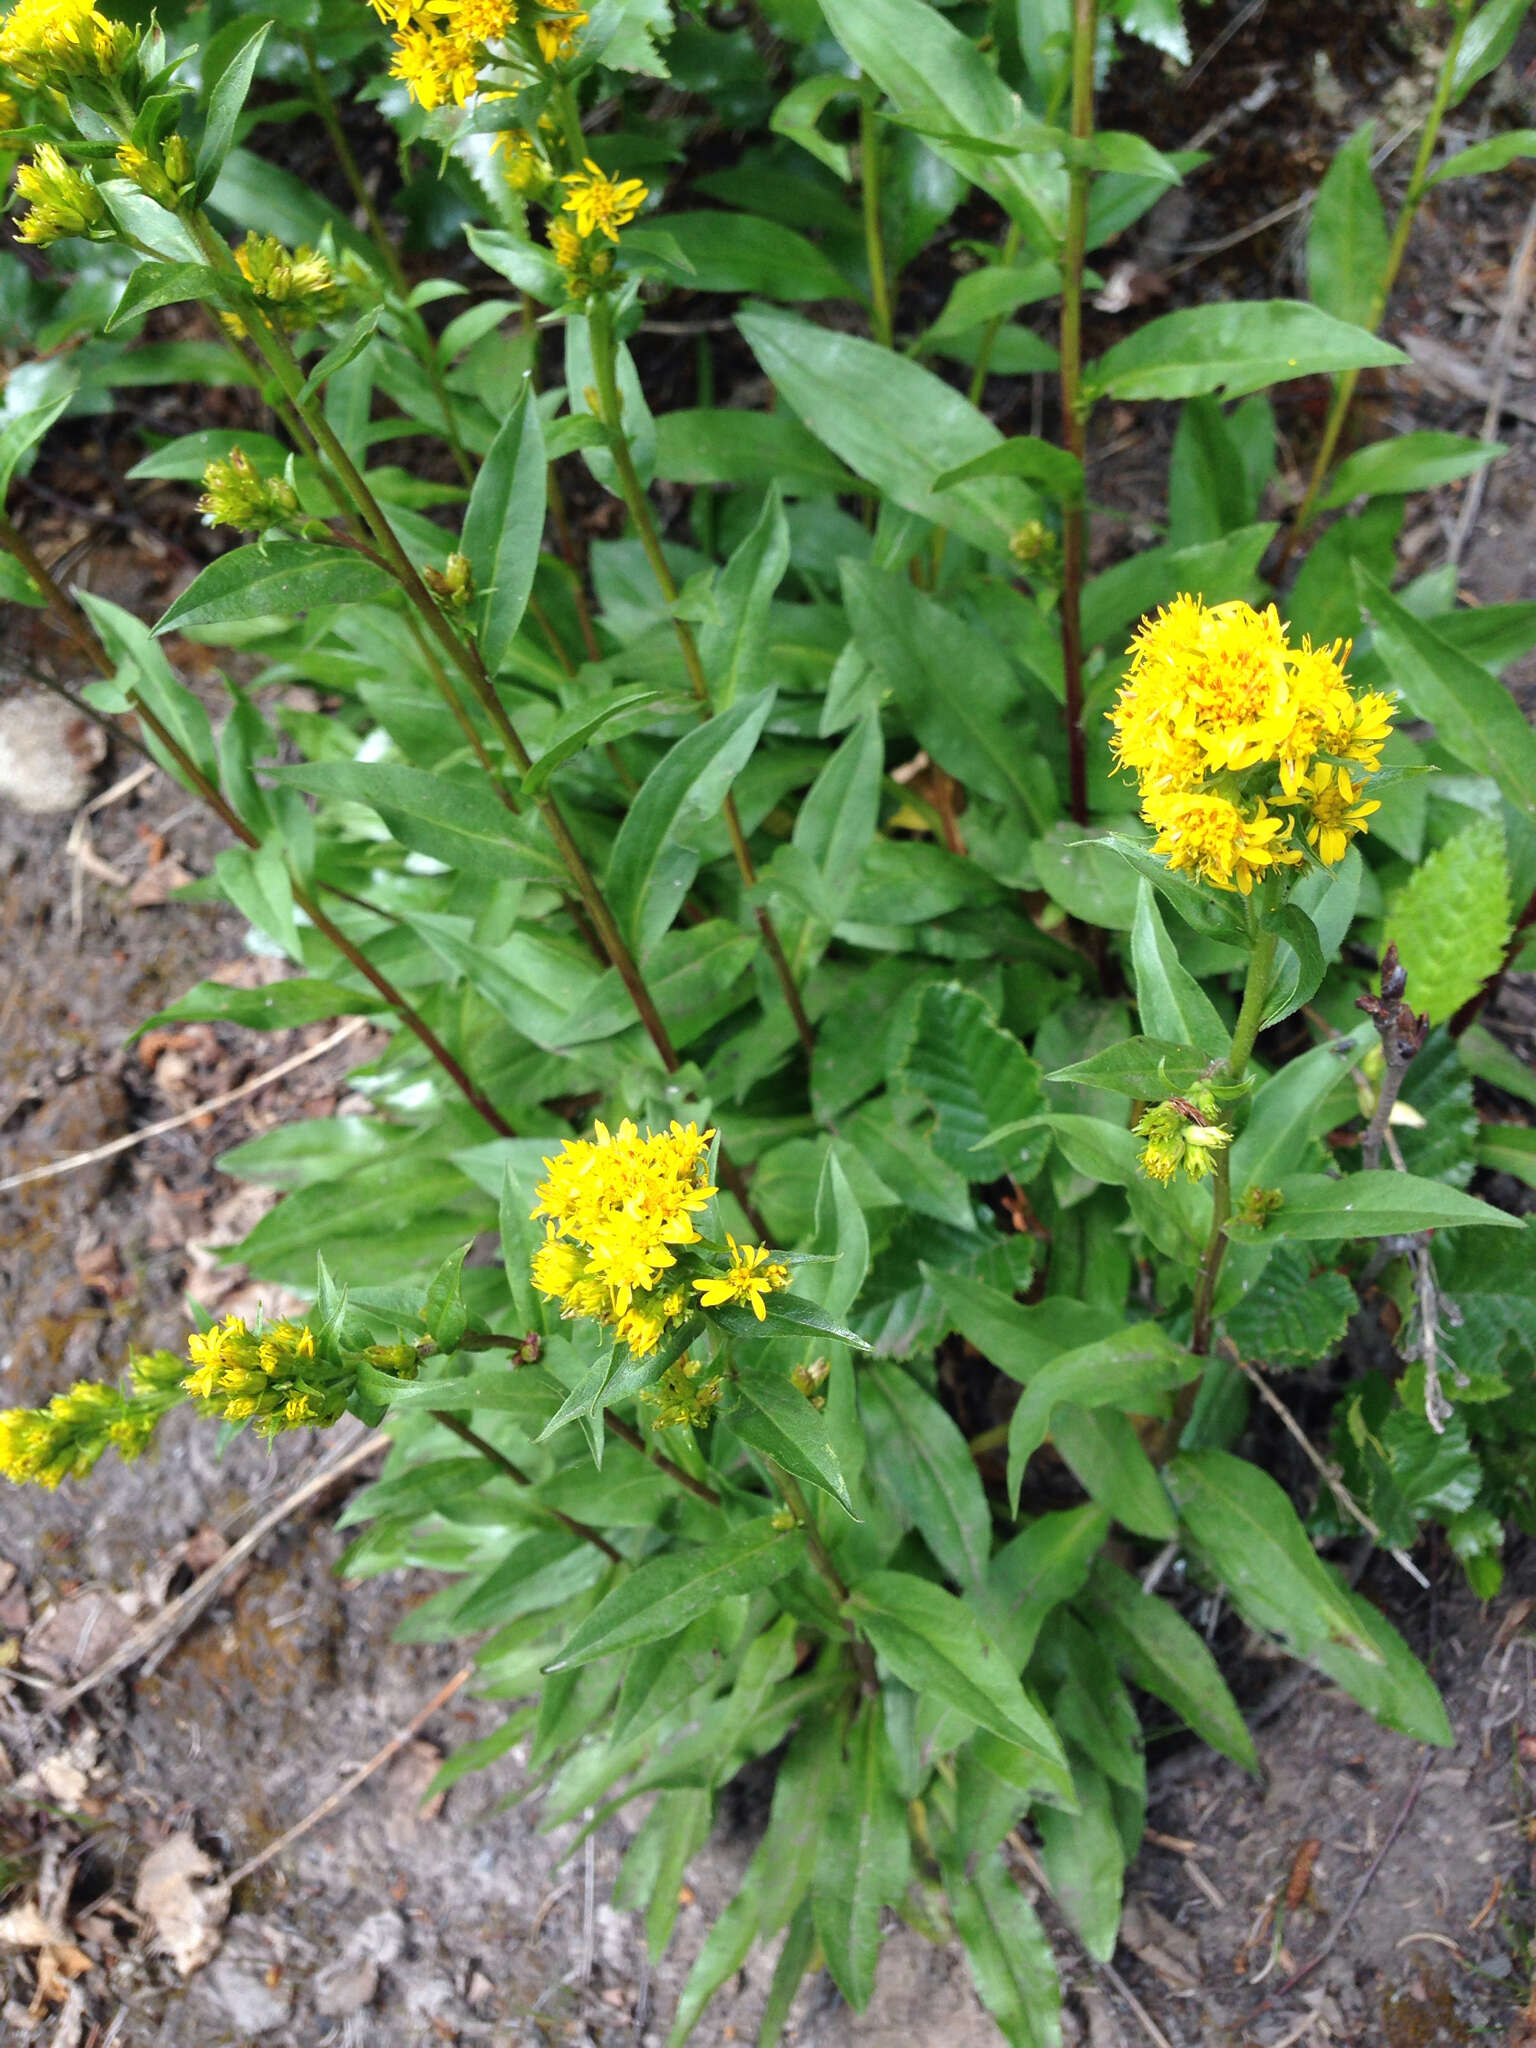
left=24, top=1590, right=137, bottom=1683
left=134, top=1833, right=229, bottom=1976
left=0, top=1901, right=93, bottom=2013
left=127, top=854, right=195, bottom=909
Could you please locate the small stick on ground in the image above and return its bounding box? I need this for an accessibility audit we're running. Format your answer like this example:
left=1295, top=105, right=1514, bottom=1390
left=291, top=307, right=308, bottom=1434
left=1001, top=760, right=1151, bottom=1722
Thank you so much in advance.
left=0, top=1019, right=369, bottom=1195
left=49, top=1427, right=389, bottom=1709
left=225, top=1662, right=474, bottom=1889
left=1258, top=1746, right=1436, bottom=2011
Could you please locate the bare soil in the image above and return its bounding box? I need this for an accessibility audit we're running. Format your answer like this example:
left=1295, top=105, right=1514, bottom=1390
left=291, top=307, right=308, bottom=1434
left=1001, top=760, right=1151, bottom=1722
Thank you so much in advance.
left=5, top=3, right=1536, bottom=2042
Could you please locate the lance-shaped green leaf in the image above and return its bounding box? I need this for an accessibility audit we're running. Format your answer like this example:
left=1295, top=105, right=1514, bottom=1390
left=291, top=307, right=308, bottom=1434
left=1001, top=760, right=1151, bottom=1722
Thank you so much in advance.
left=1006, top=1324, right=1198, bottom=1513
left=697, top=483, right=789, bottom=708
left=1036, top=1759, right=1125, bottom=1961
left=812, top=1706, right=911, bottom=2012
left=606, top=688, right=776, bottom=957
left=1355, top=563, right=1536, bottom=821
left=944, top=1853, right=1062, bottom=2048
left=819, top=0, right=1068, bottom=246
left=1049, top=1035, right=1210, bottom=1100
left=728, top=1357, right=854, bottom=1513
left=271, top=760, right=566, bottom=885
left=1167, top=1448, right=1383, bottom=1663
left=77, top=589, right=219, bottom=788
left=0, top=394, right=70, bottom=506
left=1085, top=1557, right=1257, bottom=1770
left=1087, top=300, right=1407, bottom=402
left=1319, top=430, right=1505, bottom=509
left=461, top=380, right=545, bottom=675
left=740, top=305, right=1042, bottom=553
left=1430, top=127, right=1536, bottom=183
left=546, top=1519, right=806, bottom=1669
left=1130, top=881, right=1228, bottom=1060
left=932, top=436, right=1084, bottom=507
left=1307, top=122, right=1389, bottom=331
left=520, top=686, right=670, bottom=797
left=195, top=18, right=271, bottom=199
left=156, top=541, right=396, bottom=632
left=1224, top=1169, right=1520, bottom=1244
left=1229, top=1024, right=1368, bottom=1190
left=105, top=260, right=235, bottom=334
left=848, top=1572, right=1075, bottom=1800
left=859, top=1362, right=992, bottom=1590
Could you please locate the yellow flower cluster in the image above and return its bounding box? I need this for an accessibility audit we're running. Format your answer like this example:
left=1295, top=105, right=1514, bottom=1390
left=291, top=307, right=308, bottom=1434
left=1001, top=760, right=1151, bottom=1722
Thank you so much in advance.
left=182, top=1315, right=339, bottom=1435
left=13, top=140, right=108, bottom=244
left=198, top=448, right=301, bottom=532
left=1133, top=1093, right=1231, bottom=1185
left=532, top=1118, right=716, bottom=1356
left=0, top=1351, right=183, bottom=1489
left=560, top=157, right=647, bottom=241
left=0, top=0, right=133, bottom=93
left=367, top=0, right=584, bottom=111
left=1110, top=595, right=1393, bottom=894
left=221, top=233, right=349, bottom=337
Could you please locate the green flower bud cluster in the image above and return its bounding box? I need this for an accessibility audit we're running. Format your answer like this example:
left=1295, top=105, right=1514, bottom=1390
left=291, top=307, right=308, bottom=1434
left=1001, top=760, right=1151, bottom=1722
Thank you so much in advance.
left=638, top=1356, right=722, bottom=1433
left=424, top=551, right=475, bottom=610
left=198, top=448, right=302, bottom=533
left=14, top=140, right=110, bottom=243
left=221, top=232, right=349, bottom=337
left=115, top=131, right=192, bottom=208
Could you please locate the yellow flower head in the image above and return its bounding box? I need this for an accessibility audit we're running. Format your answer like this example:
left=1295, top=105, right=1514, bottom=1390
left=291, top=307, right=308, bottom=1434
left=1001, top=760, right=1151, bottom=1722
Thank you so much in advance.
left=1289, top=764, right=1381, bottom=867
left=231, top=232, right=348, bottom=324
left=0, top=0, right=126, bottom=91
left=532, top=1117, right=716, bottom=1316
left=691, top=1236, right=790, bottom=1322
left=560, top=158, right=648, bottom=242
left=427, top=0, right=516, bottom=37
left=548, top=218, right=583, bottom=273
left=535, top=0, right=586, bottom=61
left=389, top=22, right=478, bottom=108
left=1140, top=789, right=1301, bottom=896
left=0, top=1377, right=166, bottom=1488
left=0, top=87, right=20, bottom=126
left=495, top=124, right=547, bottom=194
left=1133, top=1096, right=1231, bottom=1187
left=1110, top=594, right=1394, bottom=890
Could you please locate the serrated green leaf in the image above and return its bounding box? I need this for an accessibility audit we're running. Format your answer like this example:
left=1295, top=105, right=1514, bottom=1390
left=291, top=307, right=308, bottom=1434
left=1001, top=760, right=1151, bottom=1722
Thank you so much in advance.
left=1223, top=1247, right=1356, bottom=1365
left=1384, top=817, right=1512, bottom=1024
left=902, top=982, right=1047, bottom=1182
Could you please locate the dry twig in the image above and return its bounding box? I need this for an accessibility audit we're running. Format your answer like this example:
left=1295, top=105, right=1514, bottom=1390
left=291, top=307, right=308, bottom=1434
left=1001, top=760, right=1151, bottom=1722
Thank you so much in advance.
left=48, top=1427, right=388, bottom=1709
left=0, top=1018, right=369, bottom=1196
left=225, top=1663, right=473, bottom=1889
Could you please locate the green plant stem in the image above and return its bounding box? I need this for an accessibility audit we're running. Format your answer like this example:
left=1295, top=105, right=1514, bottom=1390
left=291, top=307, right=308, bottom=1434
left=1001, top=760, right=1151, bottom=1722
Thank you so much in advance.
left=1278, top=1, right=1473, bottom=571
left=1056, top=0, right=1096, bottom=829
left=1189, top=923, right=1277, bottom=1355
left=0, top=513, right=517, bottom=1139
left=966, top=221, right=1024, bottom=407
left=586, top=299, right=817, bottom=1061
left=189, top=218, right=690, bottom=1087
left=430, top=1409, right=622, bottom=1560
left=769, top=1461, right=878, bottom=1694
left=297, top=34, right=476, bottom=491
left=602, top=1408, right=723, bottom=1505
left=859, top=101, right=894, bottom=348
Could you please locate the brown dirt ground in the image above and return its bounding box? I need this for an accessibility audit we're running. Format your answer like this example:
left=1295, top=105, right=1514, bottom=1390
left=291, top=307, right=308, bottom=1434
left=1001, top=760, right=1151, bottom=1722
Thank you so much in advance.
left=5, top=3, right=1536, bottom=2042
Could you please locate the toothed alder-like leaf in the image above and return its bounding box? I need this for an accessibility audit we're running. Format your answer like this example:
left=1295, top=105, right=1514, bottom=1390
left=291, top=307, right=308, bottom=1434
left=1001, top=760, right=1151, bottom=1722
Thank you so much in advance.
left=1223, top=1248, right=1356, bottom=1366
left=901, top=982, right=1048, bottom=1182
left=1384, top=817, right=1512, bottom=1025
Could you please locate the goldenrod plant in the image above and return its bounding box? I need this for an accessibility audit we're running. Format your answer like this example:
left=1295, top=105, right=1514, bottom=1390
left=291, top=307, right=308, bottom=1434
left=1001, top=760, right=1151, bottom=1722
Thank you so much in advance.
left=4, top=0, right=1536, bottom=2037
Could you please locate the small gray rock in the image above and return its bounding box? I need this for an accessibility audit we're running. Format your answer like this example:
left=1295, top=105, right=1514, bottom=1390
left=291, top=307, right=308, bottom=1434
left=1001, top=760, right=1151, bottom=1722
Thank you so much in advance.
left=311, top=1908, right=405, bottom=2018
left=0, top=693, right=106, bottom=813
